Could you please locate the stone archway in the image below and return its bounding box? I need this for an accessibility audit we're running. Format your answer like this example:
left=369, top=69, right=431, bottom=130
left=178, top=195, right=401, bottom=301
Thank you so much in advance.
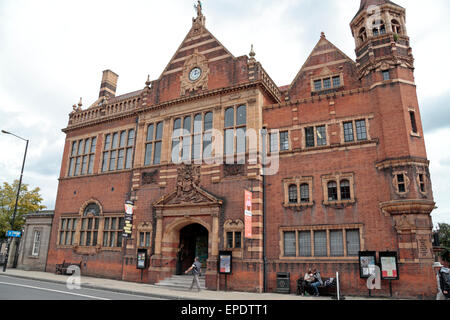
left=150, top=164, right=222, bottom=285
left=179, top=223, right=209, bottom=271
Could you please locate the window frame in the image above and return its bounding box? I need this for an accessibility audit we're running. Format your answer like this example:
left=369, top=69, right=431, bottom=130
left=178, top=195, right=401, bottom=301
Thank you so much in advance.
left=171, top=111, right=214, bottom=164
left=304, top=125, right=328, bottom=148
left=223, top=219, right=244, bottom=258
left=224, top=105, right=247, bottom=158
left=322, top=173, right=356, bottom=206
left=283, top=177, right=314, bottom=208
left=342, top=119, right=369, bottom=143
left=31, top=230, right=41, bottom=257
left=68, top=136, right=97, bottom=177
left=102, top=128, right=135, bottom=172
left=57, top=201, right=125, bottom=252
left=311, top=73, right=344, bottom=93
left=280, top=225, right=362, bottom=260
left=144, top=122, right=164, bottom=166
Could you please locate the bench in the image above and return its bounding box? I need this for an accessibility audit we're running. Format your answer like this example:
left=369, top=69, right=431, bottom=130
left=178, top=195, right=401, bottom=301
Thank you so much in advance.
left=297, top=277, right=337, bottom=297
left=55, top=260, right=82, bottom=275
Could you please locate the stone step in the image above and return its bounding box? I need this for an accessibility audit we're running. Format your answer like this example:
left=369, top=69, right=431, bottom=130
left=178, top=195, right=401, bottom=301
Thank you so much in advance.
left=155, top=274, right=206, bottom=290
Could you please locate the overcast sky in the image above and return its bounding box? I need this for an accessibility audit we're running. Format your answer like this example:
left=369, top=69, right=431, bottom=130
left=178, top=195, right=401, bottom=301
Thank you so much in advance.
left=0, top=0, right=449, bottom=227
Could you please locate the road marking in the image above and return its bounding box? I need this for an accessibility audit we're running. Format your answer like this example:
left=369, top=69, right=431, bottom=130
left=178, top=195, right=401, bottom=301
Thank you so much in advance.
left=0, top=281, right=110, bottom=300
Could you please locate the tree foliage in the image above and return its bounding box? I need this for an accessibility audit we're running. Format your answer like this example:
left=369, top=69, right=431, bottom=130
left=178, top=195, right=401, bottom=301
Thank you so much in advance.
left=437, top=223, right=450, bottom=262
left=0, top=180, right=46, bottom=239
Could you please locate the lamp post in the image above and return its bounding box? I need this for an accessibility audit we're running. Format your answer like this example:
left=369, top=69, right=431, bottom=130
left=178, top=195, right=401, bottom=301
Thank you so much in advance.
left=1, top=130, right=29, bottom=272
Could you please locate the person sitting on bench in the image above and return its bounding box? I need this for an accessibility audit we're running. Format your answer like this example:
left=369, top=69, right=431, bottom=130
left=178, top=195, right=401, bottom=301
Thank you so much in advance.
left=305, top=268, right=323, bottom=297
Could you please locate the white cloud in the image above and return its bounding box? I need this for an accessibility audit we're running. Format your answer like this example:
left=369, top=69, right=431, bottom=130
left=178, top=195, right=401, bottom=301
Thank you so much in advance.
left=0, top=0, right=449, bottom=225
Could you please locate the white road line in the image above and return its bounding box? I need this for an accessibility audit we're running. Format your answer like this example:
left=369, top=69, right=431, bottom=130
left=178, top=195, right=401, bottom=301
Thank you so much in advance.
left=0, top=281, right=110, bottom=300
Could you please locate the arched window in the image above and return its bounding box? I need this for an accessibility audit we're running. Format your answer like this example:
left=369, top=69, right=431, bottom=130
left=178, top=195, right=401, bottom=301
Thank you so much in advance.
left=340, top=180, right=351, bottom=200
left=80, top=202, right=101, bottom=247
left=289, top=185, right=298, bottom=204
left=391, top=19, right=401, bottom=34
left=83, top=203, right=100, bottom=216
left=327, top=181, right=338, bottom=201
left=359, top=27, right=367, bottom=43
left=372, top=20, right=386, bottom=36
left=300, top=183, right=310, bottom=203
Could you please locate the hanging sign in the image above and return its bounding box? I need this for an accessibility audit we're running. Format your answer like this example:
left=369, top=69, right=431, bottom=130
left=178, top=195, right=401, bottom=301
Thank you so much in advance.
left=123, top=201, right=134, bottom=238
left=244, top=190, right=252, bottom=239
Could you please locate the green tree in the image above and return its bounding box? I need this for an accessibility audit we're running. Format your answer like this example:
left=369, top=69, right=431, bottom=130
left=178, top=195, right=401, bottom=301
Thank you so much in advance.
left=0, top=180, right=46, bottom=239
left=437, top=223, right=450, bottom=262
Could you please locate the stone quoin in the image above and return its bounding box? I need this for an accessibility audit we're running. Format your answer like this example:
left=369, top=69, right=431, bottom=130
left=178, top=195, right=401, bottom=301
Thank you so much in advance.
left=46, top=0, right=437, bottom=299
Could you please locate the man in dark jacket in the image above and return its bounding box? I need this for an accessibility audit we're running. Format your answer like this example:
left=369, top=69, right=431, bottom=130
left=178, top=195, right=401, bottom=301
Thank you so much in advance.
left=433, top=262, right=450, bottom=300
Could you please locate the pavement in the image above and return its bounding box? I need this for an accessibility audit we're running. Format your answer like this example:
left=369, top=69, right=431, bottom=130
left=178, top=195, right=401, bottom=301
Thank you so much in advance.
left=0, top=268, right=388, bottom=300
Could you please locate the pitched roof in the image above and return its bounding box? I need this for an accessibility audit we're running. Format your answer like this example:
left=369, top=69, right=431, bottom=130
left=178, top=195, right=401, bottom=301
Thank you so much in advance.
left=288, top=33, right=355, bottom=93
left=158, top=18, right=234, bottom=79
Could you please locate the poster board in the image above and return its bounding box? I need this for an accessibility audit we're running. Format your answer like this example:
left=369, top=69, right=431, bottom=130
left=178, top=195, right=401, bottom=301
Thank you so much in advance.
left=218, top=251, right=232, bottom=274
left=379, top=251, right=399, bottom=280
left=137, top=249, right=148, bottom=269
left=359, top=251, right=377, bottom=279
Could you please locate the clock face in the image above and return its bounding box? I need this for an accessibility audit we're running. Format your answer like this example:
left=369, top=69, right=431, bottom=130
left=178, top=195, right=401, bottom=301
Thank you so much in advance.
left=189, top=67, right=202, bottom=81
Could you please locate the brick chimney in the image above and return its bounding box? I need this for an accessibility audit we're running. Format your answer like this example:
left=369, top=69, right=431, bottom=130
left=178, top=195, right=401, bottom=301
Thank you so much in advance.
left=99, top=70, right=119, bottom=98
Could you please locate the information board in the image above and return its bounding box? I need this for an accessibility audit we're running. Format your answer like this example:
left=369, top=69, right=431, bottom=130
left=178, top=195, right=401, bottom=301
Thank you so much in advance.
left=359, top=251, right=377, bottom=279
left=379, top=251, right=399, bottom=280
left=218, top=251, right=232, bottom=274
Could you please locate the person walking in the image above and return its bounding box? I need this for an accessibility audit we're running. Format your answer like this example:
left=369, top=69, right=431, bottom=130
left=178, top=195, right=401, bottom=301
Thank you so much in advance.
left=433, top=261, right=450, bottom=300
left=185, top=257, right=202, bottom=292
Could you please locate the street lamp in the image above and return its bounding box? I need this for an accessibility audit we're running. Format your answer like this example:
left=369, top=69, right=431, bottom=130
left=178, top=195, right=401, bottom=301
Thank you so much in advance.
left=1, top=130, right=29, bottom=272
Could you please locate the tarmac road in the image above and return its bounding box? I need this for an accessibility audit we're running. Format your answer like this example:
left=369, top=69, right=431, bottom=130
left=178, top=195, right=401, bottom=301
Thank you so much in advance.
left=0, top=274, right=165, bottom=300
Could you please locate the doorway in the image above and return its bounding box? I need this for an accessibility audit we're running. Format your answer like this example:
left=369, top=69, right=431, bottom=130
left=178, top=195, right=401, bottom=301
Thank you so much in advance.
left=178, top=224, right=208, bottom=273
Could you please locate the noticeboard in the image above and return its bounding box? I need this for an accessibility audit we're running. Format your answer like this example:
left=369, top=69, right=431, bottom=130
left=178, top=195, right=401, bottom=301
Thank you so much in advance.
left=379, top=251, right=399, bottom=280
left=218, top=251, right=232, bottom=274
left=137, top=249, right=148, bottom=270
left=359, top=251, right=377, bottom=279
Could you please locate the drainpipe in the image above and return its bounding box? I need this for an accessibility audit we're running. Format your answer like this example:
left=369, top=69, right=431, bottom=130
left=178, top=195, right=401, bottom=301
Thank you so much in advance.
left=261, top=127, right=268, bottom=293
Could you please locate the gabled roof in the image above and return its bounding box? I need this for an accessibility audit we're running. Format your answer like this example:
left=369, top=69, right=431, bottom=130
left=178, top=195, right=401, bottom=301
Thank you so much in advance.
left=288, top=33, right=355, bottom=93
left=158, top=16, right=234, bottom=79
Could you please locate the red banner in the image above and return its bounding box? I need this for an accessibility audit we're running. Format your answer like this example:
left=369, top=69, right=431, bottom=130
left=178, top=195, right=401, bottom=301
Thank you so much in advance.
left=244, top=190, right=252, bottom=238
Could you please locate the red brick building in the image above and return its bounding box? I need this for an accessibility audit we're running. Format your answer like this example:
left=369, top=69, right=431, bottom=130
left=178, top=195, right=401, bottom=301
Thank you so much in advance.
left=47, top=0, right=437, bottom=298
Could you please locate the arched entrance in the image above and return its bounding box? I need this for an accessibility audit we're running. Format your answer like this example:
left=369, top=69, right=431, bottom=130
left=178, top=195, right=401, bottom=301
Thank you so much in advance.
left=178, top=224, right=208, bottom=273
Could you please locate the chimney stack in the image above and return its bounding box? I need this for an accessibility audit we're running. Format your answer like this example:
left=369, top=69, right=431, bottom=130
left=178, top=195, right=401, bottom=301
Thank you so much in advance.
left=99, top=70, right=119, bottom=98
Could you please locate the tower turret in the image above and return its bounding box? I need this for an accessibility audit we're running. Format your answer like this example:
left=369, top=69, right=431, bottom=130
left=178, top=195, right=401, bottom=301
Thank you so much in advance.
left=350, top=1, right=436, bottom=285
left=350, top=0, right=413, bottom=85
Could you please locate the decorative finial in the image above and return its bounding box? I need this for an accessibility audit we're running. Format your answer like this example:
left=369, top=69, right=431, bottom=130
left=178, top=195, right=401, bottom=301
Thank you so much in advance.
left=145, top=74, right=151, bottom=87
left=321, top=32, right=326, bottom=39
left=250, top=44, right=256, bottom=58
left=78, top=97, right=83, bottom=107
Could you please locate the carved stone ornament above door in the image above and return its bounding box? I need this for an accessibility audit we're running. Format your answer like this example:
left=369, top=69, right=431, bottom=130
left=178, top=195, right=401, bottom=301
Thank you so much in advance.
left=180, top=49, right=210, bottom=96
left=152, top=164, right=222, bottom=208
